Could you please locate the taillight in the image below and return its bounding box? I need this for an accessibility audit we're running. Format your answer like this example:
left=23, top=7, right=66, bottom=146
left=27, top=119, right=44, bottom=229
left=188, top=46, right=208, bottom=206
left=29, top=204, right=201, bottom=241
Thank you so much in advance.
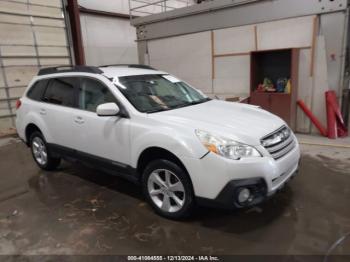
left=16, top=99, right=22, bottom=110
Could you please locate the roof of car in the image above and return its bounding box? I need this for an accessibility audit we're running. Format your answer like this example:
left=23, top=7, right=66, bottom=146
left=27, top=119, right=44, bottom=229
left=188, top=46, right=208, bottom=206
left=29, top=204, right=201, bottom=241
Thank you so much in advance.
left=36, top=65, right=168, bottom=79
left=100, top=66, right=167, bottom=78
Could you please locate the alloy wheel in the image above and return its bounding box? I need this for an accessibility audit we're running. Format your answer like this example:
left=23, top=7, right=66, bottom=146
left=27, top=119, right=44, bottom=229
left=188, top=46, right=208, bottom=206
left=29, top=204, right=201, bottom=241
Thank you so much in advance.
left=32, top=136, right=48, bottom=166
left=147, top=169, right=185, bottom=213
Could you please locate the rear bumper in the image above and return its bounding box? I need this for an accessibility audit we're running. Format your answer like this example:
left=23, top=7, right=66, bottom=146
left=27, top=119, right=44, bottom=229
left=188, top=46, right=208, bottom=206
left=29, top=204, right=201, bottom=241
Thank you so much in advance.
left=15, top=117, right=26, bottom=143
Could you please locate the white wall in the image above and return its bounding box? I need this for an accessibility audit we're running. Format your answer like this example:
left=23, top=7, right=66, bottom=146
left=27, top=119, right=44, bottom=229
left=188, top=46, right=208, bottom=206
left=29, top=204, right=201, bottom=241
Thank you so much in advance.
left=149, top=16, right=316, bottom=97
left=80, top=14, right=138, bottom=66
left=149, top=31, right=213, bottom=93
left=78, top=0, right=195, bottom=65
left=78, top=0, right=138, bottom=66
left=78, top=0, right=130, bottom=15
left=78, top=0, right=194, bottom=16
left=147, top=15, right=332, bottom=134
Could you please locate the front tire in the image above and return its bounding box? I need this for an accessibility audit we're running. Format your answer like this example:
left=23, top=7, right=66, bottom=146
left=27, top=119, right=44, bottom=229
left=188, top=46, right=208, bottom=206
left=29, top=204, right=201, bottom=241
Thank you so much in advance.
left=142, top=159, right=194, bottom=219
left=30, top=131, right=61, bottom=171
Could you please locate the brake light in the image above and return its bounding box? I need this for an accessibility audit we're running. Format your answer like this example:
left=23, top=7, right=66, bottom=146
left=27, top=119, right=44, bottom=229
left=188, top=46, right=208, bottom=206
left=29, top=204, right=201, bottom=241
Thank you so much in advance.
left=16, top=99, right=22, bottom=109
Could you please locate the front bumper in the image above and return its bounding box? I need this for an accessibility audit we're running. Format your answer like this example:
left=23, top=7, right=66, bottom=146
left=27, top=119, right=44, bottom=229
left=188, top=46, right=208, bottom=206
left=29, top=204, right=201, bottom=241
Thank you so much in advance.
left=196, top=168, right=298, bottom=209
left=181, top=140, right=300, bottom=208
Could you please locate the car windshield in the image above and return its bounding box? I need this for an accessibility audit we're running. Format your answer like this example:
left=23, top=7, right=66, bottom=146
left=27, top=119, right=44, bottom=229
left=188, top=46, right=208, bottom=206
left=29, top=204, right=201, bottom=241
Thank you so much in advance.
left=117, top=74, right=210, bottom=113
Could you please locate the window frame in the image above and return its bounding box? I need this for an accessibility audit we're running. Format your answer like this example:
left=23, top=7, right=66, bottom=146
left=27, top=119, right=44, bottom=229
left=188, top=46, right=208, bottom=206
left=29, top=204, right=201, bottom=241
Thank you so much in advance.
left=42, top=77, right=79, bottom=108
left=26, top=79, right=50, bottom=102
left=76, top=76, right=118, bottom=113
left=75, top=76, right=130, bottom=118
left=26, top=75, right=129, bottom=118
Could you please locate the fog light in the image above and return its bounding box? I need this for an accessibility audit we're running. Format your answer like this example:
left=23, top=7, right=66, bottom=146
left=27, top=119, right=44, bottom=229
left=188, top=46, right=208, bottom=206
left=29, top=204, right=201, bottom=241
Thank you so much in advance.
left=237, top=188, right=251, bottom=203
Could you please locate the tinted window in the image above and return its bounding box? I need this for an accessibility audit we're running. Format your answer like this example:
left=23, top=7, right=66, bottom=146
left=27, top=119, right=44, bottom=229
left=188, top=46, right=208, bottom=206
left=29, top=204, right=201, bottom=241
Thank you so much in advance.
left=43, top=77, right=76, bottom=107
left=78, top=78, right=116, bottom=112
left=27, top=79, right=49, bottom=101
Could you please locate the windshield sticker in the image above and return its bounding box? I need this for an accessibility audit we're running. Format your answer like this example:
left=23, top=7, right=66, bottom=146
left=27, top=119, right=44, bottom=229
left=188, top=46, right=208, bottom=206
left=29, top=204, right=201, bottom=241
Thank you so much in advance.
left=163, top=75, right=181, bottom=83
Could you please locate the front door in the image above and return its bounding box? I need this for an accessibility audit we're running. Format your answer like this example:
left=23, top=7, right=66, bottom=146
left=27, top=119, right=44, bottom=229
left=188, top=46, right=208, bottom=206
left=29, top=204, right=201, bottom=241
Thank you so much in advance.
left=71, top=77, right=131, bottom=171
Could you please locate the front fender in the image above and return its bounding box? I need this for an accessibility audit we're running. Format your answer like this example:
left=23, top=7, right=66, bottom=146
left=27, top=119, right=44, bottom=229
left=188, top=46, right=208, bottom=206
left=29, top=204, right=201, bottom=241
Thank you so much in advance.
left=130, top=128, right=207, bottom=168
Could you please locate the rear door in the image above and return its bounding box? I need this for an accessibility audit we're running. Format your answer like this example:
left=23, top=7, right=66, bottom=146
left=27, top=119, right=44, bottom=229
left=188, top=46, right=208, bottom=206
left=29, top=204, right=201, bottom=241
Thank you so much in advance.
left=41, top=77, right=78, bottom=148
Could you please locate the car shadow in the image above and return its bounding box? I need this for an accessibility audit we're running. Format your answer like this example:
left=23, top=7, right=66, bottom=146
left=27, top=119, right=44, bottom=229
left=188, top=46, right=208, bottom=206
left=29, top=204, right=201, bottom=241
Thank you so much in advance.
left=28, top=159, right=294, bottom=235
left=191, top=186, right=294, bottom=234
left=63, top=161, right=144, bottom=200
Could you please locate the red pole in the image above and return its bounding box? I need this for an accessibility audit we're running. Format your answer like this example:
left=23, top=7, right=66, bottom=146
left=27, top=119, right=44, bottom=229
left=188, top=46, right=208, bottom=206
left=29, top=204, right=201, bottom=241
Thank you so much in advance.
left=297, top=100, right=328, bottom=137
left=67, top=0, right=85, bottom=65
left=325, top=91, right=337, bottom=139
left=325, top=91, right=348, bottom=138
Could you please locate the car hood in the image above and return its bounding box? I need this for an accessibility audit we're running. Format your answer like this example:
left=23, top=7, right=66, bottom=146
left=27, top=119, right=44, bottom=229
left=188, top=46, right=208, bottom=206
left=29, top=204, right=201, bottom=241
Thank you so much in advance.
left=148, top=100, right=286, bottom=146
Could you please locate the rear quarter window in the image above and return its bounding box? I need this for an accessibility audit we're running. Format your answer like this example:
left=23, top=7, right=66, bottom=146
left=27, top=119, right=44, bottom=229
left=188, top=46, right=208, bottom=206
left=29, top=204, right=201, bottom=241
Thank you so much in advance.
left=27, top=79, right=49, bottom=101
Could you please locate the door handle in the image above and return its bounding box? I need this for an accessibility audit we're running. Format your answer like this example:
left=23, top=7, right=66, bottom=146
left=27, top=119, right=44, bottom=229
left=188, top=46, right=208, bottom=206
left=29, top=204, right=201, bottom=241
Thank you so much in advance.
left=74, top=116, right=85, bottom=124
left=39, top=109, right=46, bottom=115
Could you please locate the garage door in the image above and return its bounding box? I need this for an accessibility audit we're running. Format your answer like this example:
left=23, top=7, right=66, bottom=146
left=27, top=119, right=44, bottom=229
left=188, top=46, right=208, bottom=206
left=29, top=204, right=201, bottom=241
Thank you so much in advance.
left=0, top=0, right=72, bottom=132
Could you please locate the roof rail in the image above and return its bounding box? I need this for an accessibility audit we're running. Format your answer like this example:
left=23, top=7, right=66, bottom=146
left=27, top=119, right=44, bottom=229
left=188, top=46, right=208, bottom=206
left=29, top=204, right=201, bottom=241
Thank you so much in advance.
left=38, top=66, right=103, bottom=76
left=100, top=64, right=156, bottom=70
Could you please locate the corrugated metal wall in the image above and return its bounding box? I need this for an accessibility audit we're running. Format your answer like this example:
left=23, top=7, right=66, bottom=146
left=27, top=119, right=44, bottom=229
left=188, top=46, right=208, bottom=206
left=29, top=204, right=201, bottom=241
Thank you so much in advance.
left=0, top=0, right=72, bottom=131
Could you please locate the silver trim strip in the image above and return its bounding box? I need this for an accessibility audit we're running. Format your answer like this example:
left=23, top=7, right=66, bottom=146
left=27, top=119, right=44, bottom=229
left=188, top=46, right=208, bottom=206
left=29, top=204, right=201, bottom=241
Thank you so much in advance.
left=261, top=126, right=295, bottom=160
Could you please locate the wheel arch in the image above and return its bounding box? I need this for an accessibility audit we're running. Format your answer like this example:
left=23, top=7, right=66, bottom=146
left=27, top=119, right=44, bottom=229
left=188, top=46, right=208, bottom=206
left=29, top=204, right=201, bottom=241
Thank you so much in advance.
left=136, top=147, right=193, bottom=186
left=25, top=123, right=42, bottom=146
left=23, top=110, right=53, bottom=145
left=137, top=146, right=196, bottom=203
left=137, top=147, right=186, bottom=173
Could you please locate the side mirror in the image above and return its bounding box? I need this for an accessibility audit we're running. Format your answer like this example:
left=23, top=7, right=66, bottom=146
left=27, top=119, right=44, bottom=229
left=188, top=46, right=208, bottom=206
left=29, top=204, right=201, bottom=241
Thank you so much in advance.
left=96, top=103, right=120, bottom=116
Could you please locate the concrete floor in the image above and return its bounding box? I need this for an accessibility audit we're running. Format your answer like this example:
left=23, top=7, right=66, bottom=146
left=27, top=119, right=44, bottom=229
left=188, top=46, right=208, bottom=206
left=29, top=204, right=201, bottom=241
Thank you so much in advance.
left=0, top=136, right=350, bottom=257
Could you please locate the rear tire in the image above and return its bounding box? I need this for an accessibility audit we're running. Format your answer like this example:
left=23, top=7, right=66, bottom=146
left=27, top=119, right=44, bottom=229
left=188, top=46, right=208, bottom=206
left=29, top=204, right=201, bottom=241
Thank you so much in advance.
left=30, top=131, right=61, bottom=171
left=142, top=159, right=194, bottom=219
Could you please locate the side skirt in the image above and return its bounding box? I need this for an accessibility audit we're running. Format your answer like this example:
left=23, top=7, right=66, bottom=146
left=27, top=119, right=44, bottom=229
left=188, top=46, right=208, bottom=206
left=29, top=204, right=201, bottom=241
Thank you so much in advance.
left=47, top=143, right=140, bottom=184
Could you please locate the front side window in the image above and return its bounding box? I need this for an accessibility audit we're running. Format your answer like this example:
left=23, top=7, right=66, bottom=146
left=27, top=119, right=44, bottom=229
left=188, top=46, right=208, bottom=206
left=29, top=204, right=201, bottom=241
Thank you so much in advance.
left=78, top=78, right=116, bottom=112
left=117, top=74, right=209, bottom=113
left=43, top=77, right=76, bottom=107
left=27, top=79, right=49, bottom=101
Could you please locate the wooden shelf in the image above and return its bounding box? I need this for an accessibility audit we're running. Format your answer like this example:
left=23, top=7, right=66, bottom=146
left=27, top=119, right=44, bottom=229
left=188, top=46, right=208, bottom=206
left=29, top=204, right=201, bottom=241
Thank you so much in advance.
left=250, top=49, right=299, bottom=130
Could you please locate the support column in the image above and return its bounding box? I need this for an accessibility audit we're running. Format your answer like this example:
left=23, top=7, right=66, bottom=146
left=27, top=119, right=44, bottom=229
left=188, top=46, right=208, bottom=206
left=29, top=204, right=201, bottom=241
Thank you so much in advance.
left=67, top=0, right=85, bottom=65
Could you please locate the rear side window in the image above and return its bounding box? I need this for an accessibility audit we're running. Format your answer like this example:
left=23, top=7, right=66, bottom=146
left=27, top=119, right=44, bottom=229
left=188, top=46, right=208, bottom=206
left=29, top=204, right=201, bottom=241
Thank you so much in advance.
left=43, top=77, right=77, bottom=107
left=27, top=79, right=49, bottom=101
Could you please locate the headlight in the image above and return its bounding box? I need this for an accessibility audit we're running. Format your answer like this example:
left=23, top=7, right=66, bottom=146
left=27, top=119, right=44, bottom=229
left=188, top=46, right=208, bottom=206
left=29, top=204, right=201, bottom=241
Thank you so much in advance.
left=195, top=130, right=261, bottom=160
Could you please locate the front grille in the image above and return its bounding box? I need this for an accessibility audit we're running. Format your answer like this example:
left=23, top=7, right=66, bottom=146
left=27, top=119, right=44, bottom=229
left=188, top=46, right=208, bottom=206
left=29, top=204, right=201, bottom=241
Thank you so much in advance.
left=261, top=126, right=296, bottom=160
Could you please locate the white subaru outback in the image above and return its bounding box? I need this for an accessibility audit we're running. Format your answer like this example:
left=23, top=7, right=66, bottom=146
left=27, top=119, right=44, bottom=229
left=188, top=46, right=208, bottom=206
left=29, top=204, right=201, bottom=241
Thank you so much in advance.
left=16, top=65, right=300, bottom=219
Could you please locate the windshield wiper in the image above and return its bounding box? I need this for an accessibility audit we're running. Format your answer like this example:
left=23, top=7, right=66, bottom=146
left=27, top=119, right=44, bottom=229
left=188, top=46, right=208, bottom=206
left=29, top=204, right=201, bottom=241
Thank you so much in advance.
left=166, top=98, right=211, bottom=110
left=174, top=98, right=211, bottom=108
left=146, top=107, right=172, bottom=113
left=147, top=98, right=211, bottom=113
left=189, top=97, right=211, bottom=105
